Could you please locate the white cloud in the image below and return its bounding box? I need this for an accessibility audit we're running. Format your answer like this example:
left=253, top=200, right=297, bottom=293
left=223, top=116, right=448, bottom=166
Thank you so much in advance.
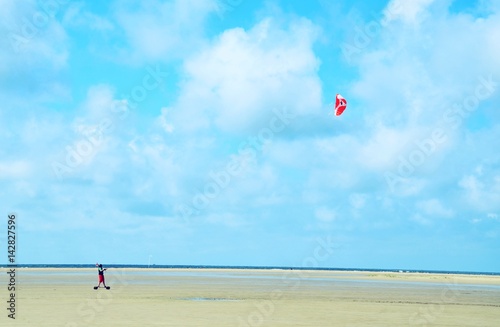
left=417, top=199, right=454, bottom=218
left=487, top=213, right=498, bottom=220
left=353, top=0, right=500, bottom=127
left=77, top=85, right=117, bottom=119
left=411, top=213, right=432, bottom=226
left=389, top=177, right=428, bottom=197
left=384, top=0, right=436, bottom=25
left=358, top=126, right=420, bottom=170
left=174, top=17, right=322, bottom=134
left=349, top=193, right=367, bottom=210
left=315, top=206, right=337, bottom=223
left=42, top=84, right=137, bottom=183
left=62, top=3, right=114, bottom=31
left=0, top=0, right=69, bottom=67
left=346, top=0, right=500, bottom=208
left=114, top=0, right=215, bottom=63
left=459, top=172, right=500, bottom=211
left=0, top=0, right=70, bottom=104
left=0, top=160, right=32, bottom=179
left=157, top=107, right=174, bottom=133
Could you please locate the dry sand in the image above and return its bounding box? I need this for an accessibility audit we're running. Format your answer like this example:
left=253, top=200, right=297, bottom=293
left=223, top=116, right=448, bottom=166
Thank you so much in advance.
left=2, top=268, right=499, bottom=326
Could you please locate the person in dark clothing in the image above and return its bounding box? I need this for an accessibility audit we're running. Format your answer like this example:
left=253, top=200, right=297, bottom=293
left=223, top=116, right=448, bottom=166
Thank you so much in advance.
left=96, top=263, right=107, bottom=288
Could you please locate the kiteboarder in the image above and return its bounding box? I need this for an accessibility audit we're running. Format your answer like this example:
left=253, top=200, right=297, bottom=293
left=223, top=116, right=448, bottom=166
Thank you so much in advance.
left=94, top=263, right=110, bottom=289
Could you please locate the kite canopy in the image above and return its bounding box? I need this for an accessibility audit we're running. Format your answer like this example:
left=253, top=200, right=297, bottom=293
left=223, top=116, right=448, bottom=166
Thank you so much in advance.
left=334, top=94, right=347, bottom=116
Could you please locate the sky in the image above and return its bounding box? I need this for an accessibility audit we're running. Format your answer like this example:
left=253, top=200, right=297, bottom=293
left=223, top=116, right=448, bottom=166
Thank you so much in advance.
left=0, top=0, right=499, bottom=272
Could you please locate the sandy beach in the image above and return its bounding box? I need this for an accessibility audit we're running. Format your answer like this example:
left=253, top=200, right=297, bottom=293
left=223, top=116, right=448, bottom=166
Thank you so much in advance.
left=2, top=268, right=499, bottom=326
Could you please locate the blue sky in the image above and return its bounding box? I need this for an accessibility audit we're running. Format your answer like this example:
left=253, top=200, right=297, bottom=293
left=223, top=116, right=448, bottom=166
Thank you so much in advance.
left=1, top=0, right=499, bottom=272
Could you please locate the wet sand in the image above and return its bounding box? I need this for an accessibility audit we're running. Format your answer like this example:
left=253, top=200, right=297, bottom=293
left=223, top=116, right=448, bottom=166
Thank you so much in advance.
left=2, top=268, right=499, bottom=326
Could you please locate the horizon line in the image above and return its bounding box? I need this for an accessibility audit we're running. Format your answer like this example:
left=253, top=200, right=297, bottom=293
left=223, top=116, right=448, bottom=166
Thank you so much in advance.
left=2, top=264, right=499, bottom=275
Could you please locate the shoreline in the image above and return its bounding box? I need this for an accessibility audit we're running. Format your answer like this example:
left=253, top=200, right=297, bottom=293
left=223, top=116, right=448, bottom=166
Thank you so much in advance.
left=3, top=265, right=499, bottom=275
left=6, top=267, right=500, bottom=286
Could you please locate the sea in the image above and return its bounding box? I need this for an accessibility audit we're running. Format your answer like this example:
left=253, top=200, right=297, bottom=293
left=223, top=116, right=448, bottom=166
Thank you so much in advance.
left=2, top=264, right=499, bottom=276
